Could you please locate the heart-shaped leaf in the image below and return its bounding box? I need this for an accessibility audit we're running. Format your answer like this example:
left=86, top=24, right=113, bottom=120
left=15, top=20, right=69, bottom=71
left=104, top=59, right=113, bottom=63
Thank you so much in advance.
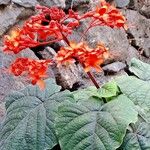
left=55, top=94, right=138, bottom=150
left=0, top=79, right=73, bottom=150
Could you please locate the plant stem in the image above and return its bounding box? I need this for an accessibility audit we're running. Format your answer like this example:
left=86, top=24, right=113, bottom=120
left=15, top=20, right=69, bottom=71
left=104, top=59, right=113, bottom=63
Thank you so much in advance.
left=86, top=72, right=100, bottom=89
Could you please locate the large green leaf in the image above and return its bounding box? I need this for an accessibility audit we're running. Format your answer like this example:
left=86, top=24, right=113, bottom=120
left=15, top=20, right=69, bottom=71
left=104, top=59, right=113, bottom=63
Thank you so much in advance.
left=129, top=58, right=150, bottom=81
left=0, top=79, right=73, bottom=150
left=120, top=122, right=150, bottom=150
left=116, top=76, right=150, bottom=122
left=55, top=94, right=138, bottom=150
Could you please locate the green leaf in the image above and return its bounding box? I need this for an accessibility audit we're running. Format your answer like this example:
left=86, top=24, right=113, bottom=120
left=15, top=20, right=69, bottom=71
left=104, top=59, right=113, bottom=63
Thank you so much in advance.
left=129, top=58, right=150, bottom=81
left=55, top=94, right=138, bottom=150
left=116, top=76, right=150, bottom=122
left=0, top=79, right=73, bottom=150
left=120, top=122, right=150, bottom=150
left=98, top=80, right=119, bottom=99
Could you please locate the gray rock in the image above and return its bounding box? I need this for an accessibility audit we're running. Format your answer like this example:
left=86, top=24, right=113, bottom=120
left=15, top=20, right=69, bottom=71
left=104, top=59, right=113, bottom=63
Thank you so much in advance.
left=12, top=0, right=38, bottom=8
left=54, top=64, right=80, bottom=89
left=126, top=46, right=140, bottom=64
left=128, top=0, right=150, bottom=18
left=17, top=8, right=35, bottom=20
left=115, top=0, right=130, bottom=8
left=103, top=62, right=126, bottom=73
left=0, top=0, right=10, bottom=5
left=0, top=4, right=24, bottom=37
left=38, top=0, right=65, bottom=8
left=65, top=0, right=89, bottom=9
left=143, top=48, right=150, bottom=58
left=125, top=10, right=150, bottom=58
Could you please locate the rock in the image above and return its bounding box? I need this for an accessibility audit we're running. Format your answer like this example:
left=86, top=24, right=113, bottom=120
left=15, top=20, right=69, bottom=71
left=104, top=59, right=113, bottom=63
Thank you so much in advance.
left=143, top=48, right=150, bottom=58
left=115, top=0, right=130, bottom=8
left=128, top=0, right=150, bottom=18
left=126, top=46, right=140, bottom=64
left=18, top=48, right=39, bottom=59
left=140, top=4, right=150, bottom=18
left=125, top=10, right=150, bottom=58
left=17, top=8, right=35, bottom=20
left=12, top=0, right=38, bottom=8
left=54, top=64, right=80, bottom=89
left=0, top=4, right=24, bottom=37
left=102, top=62, right=126, bottom=73
left=0, top=0, right=10, bottom=5
left=65, top=0, right=89, bottom=9
left=38, top=0, right=66, bottom=8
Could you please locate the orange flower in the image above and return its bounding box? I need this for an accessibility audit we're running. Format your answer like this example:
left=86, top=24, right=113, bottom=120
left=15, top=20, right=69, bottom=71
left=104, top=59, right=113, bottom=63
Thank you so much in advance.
left=55, top=41, right=109, bottom=72
left=79, top=43, right=109, bottom=72
left=3, top=6, right=80, bottom=54
left=3, top=28, right=38, bottom=54
left=81, top=0, right=127, bottom=29
left=10, top=58, right=52, bottom=89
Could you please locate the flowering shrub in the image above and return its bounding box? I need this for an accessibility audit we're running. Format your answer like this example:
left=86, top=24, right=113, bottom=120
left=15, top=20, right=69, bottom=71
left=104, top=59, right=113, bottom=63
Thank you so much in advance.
left=2, top=1, right=149, bottom=150
left=3, top=0, right=126, bottom=88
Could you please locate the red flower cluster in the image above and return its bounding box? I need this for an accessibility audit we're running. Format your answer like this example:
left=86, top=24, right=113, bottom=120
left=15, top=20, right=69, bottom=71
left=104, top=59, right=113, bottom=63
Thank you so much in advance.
left=82, top=0, right=127, bottom=29
left=4, top=6, right=80, bottom=54
left=3, top=0, right=127, bottom=88
left=10, top=58, right=51, bottom=89
left=55, top=42, right=109, bottom=72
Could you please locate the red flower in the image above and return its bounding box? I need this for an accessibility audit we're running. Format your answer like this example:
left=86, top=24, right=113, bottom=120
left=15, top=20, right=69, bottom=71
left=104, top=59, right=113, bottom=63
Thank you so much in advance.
left=3, top=5, right=80, bottom=54
left=55, top=41, right=109, bottom=72
left=81, top=0, right=127, bottom=29
left=10, top=58, right=52, bottom=89
left=3, top=27, right=39, bottom=54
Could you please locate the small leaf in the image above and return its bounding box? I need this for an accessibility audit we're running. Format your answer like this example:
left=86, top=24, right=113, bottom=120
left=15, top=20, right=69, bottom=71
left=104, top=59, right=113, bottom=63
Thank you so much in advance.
left=98, top=80, right=119, bottom=99
left=129, top=58, right=150, bottom=81
left=120, top=122, right=150, bottom=150
left=0, top=79, right=73, bottom=150
left=55, top=94, right=138, bottom=150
